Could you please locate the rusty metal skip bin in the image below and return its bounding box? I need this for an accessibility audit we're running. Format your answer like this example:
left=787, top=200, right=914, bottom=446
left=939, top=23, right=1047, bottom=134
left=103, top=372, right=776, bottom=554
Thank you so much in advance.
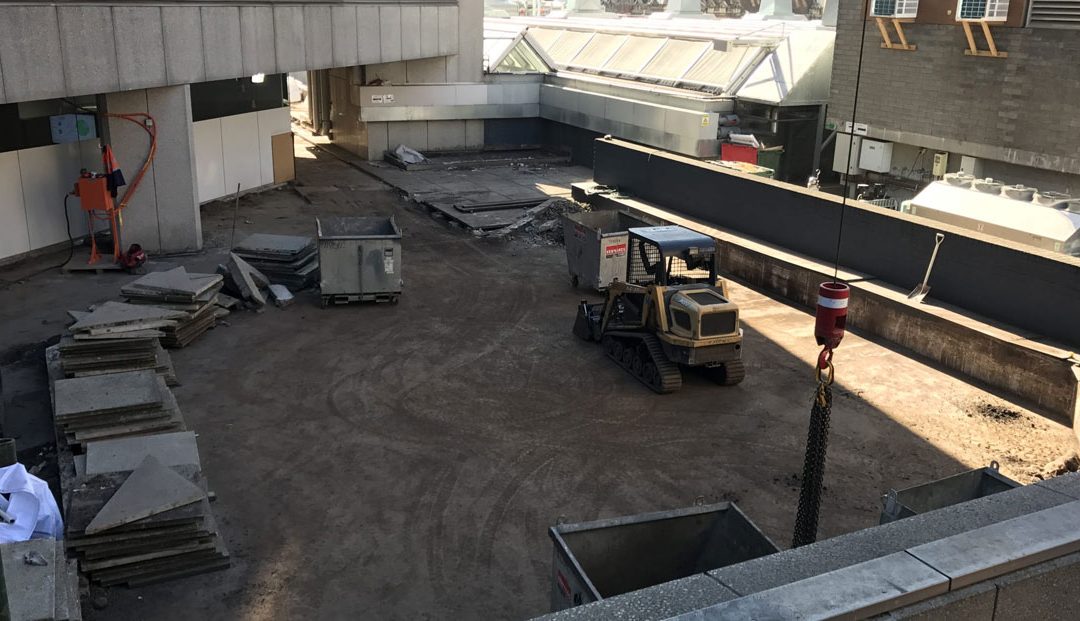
left=316, top=216, right=403, bottom=307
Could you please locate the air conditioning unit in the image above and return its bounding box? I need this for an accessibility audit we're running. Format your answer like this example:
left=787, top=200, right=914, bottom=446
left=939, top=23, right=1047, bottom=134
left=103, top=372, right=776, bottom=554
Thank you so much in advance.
left=871, top=0, right=919, bottom=18
left=956, top=0, right=1010, bottom=21
left=932, top=152, right=949, bottom=177
left=960, top=155, right=984, bottom=177
left=859, top=139, right=894, bottom=173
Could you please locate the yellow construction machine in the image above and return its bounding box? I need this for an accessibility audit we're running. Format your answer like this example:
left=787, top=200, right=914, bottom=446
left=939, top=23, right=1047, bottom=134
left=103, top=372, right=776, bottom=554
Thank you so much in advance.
left=572, top=225, right=744, bottom=393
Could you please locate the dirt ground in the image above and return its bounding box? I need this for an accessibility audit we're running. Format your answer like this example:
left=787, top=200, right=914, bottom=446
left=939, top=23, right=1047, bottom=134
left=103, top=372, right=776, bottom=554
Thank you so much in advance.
left=0, top=142, right=1074, bottom=620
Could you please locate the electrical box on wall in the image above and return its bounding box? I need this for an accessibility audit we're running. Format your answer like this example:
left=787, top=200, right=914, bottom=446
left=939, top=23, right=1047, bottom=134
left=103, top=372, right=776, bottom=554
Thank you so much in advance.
left=859, top=139, right=893, bottom=173
left=932, top=152, right=949, bottom=177
left=833, top=135, right=864, bottom=175
left=960, top=155, right=984, bottom=177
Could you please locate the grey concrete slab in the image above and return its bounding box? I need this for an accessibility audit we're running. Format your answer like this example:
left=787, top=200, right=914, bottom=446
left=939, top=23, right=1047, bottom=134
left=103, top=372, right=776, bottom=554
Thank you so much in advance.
left=57, top=5, right=122, bottom=98
left=148, top=84, right=202, bottom=253
left=708, top=484, right=1075, bottom=596
left=303, top=5, right=333, bottom=71
left=85, top=431, right=200, bottom=476
left=240, top=5, right=276, bottom=76
left=992, top=551, right=1080, bottom=620
left=274, top=6, right=306, bottom=73
left=466, top=119, right=485, bottom=149
left=876, top=580, right=996, bottom=620
left=1033, top=472, right=1080, bottom=499
left=400, top=6, right=422, bottom=61
left=331, top=6, right=360, bottom=69
left=127, top=267, right=201, bottom=297
left=388, top=121, right=428, bottom=152
left=201, top=6, right=243, bottom=81
left=907, top=500, right=1080, bottom=590
left=0, top=6, right=65, bottom=101
left=540, top=575, right=737, bottom=621
left=679, top=553, right=948, bottom=621
left=86, top=455, right=205, bottom=534
left=54, top=369, right=163, bottom=419
left=357, top=5, right=382, bottom=65
left=379, top=7, right=402, bottom=63
left=2, top=539, right=57, bottom=621
left=56, top=5, right=121, bottom=97
left=427, top=120, right=467, bottom=151
left=420, top=7, right=440, bottom=59
left=162, top=7, right=205, bottom=85
left=69, top=302, right=187, bottom=333
left=227, top=253, right=267, bottom=306
left=113, top=7, right=167, bottom=91
left=438, top=6, right=459, bottom=62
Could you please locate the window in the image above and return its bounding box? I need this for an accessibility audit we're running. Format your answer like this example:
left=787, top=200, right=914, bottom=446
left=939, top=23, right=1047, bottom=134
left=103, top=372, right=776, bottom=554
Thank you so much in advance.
left=872, top=0, right=919, bottom=18
left=671, top=308, right=692, bottom=331
left=956, top=0, right=1009, bottom=21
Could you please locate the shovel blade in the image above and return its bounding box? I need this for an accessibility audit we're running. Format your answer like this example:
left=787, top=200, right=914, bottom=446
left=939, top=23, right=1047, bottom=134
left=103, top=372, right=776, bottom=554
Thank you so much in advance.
left=908, top=284, right=931, bottom=302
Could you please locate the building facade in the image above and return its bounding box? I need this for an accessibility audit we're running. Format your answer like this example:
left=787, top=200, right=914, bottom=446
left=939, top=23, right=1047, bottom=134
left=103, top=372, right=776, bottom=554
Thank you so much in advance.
left=828, top=0, right=1080, bottom=198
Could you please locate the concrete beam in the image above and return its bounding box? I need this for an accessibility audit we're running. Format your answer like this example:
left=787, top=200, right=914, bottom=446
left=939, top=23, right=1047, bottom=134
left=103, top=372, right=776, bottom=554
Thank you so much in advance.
left=201, top=7, right=244, bottom=81
left=0, top=6, right=66, bottom=101
left=113, top=7, right=167, bottom=92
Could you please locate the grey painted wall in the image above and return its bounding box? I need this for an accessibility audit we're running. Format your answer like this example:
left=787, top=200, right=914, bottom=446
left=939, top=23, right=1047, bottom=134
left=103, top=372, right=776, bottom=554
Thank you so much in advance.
left=0, top=2, right=460, bottom=104
left=592, top=138, right=1080, bottom=348
left=829, top=5, right=1080, bottom=176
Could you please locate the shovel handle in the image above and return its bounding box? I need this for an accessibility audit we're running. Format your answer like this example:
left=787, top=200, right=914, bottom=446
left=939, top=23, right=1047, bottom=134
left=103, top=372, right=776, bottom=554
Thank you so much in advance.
left=921, top=233, right=945, bottom=286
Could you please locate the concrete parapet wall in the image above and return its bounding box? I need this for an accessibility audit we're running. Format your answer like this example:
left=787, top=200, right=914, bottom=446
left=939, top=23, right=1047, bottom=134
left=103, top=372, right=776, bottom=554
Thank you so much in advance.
left=590, top=138, right=1080, bottom=351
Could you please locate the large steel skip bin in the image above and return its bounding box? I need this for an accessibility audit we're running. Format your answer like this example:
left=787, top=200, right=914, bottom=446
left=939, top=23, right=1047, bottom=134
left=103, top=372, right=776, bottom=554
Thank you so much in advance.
left=563, top=210, right=651, bottom=290
left=880, top=462, right=1019, bottom=524
left=317, top=216, right=403, bottom=306
left=548, top=503, right=779, bottom=611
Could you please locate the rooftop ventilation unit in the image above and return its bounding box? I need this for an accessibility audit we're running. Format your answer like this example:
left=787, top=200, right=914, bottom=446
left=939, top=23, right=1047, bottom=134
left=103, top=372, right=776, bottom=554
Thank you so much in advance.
left=1029, top=0, right=1080, bottom=28
left=972, top=178, right=1004, bottom=194
left=944, top=172, right=975, bottom=187
left=1001, top=185, right=1036, bottom=201
left=1034, top=191, right=1073, bottom=209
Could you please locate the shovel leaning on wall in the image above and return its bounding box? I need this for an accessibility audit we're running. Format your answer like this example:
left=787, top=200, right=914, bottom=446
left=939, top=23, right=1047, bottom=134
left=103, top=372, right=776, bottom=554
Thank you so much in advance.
left=908, top=233, right=945, bottom=303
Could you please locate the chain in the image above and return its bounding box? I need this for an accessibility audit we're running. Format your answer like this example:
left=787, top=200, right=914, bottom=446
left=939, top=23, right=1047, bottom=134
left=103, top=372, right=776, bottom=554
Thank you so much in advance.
left=792, top=350, right=835, bottom=548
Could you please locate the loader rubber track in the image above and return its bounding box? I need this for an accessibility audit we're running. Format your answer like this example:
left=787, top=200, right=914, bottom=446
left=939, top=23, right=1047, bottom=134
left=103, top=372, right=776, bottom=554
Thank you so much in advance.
left=706, top=359, right=745, bottom=386
left=602, top=332, right=682, bottom=394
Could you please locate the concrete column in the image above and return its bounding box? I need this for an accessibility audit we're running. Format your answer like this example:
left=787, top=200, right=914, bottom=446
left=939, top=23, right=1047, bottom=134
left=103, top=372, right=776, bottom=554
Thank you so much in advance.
left=448, top=0, right=484, bottom=83
left=104, top=84, right=201, bottom=253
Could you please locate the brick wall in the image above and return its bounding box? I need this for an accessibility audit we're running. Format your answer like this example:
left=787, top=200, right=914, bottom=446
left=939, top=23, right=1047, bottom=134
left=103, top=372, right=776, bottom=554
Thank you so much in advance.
left=830, top=1, right=1080, bottom=167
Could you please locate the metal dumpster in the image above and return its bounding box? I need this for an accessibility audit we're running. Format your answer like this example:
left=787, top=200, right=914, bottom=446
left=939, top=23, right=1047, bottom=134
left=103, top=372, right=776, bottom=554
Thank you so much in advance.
left=548, top=503, right=779, bottom=612
left=316, top=216, right=402, bottom=307
left=563, top=210, right=651, bottom=290
left=880, top=462, right=1019, bottom=524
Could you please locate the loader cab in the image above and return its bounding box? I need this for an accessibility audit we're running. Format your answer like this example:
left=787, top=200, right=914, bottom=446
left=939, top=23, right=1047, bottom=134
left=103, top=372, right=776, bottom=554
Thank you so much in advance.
left=626, top=226, right=718, bottom=287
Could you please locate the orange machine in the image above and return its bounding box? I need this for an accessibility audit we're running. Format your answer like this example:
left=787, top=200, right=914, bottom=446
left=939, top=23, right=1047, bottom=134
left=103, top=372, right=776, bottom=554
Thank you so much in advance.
left=68, top=112, right=157, bottom=266
left=72, top=173, right=121, bottom=264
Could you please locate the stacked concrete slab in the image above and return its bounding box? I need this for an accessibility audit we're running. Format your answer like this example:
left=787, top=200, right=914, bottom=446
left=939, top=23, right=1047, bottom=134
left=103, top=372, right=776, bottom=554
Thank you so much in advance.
left=120, top=268, right=225, bottom=348
left=2, top=540, right=82, bottom=621
left=52, top=371, right=184, bottom=446
left=57, top=334, right=177, bottom=387
left=64, top=454, right=229, bottom=587
left=233, top=234, right=319, bottom=290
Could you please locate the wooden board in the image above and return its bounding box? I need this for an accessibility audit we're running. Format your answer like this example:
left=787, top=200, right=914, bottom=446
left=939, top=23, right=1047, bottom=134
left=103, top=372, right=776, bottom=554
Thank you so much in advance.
left=272, top=132, right=295, bottom=183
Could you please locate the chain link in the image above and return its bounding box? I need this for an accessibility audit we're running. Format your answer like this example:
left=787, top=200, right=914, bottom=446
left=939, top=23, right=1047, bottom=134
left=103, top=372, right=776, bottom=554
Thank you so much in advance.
left=792, top=379, right=833, bottom=548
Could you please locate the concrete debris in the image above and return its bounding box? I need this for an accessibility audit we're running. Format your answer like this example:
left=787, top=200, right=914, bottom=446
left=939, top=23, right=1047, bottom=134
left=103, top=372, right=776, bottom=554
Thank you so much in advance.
left=84, top=432, right=201, bottom=476
left=481, top=198, right=588, bottom=246
left=2, top=540, right=82, bottom=621
left=225, top=253, right=269, bottom=307
left=268, top=284, right=294, bottom=308
left=233, top=234, right=319, bottom=290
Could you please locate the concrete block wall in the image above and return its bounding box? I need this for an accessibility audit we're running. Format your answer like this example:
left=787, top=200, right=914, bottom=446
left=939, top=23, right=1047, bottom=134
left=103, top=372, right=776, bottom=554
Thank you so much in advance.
left=829, top=2, right=1080, bottom=176
left=0, top=2, right=463, bottom=103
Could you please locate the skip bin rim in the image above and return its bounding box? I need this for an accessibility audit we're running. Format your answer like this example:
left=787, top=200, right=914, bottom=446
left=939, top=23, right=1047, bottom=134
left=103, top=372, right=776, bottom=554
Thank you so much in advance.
left=316, top=215, right=402, bottom=240
left=549, top=502, right=777, bottom=603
